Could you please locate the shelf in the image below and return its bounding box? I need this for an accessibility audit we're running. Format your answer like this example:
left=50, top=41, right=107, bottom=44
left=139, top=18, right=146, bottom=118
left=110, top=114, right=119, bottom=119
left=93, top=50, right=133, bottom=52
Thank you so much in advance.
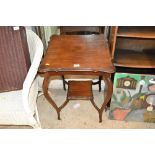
left=117, top=27, right=155, bottom=39
left=114, top=49, right=155, bottom=68
left=116, top=66, right=155, bottom=75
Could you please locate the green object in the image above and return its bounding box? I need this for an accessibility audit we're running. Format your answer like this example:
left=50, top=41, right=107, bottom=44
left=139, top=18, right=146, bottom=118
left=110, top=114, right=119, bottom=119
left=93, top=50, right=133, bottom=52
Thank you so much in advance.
left=109, top=73, right=155, bottom=123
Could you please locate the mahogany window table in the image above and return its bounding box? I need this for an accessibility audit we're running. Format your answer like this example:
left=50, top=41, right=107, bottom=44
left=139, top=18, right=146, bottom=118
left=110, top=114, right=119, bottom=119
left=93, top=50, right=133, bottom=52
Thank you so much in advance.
left=39, top=34, right=115, bottom=123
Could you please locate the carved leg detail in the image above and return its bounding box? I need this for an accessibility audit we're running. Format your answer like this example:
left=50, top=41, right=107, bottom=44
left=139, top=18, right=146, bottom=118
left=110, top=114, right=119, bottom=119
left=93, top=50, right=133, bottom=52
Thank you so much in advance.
left=59, top=99, right=69, bottom=111
left=43, top=74, right=70, bottom=121
left=90, top=74, right=113, bottom=123
left=103, top=75, right=113, bottom=104
left=43, top=74, right=59, bottom=111
left=90, top=99, right=100, bottom=112
left=91, top=74, right=113, bottom=123
left=100, top=74, right=113, bottom=115
left=91, top=99, right=103, bottom=123
left=42, top=73, right=113, bottom=123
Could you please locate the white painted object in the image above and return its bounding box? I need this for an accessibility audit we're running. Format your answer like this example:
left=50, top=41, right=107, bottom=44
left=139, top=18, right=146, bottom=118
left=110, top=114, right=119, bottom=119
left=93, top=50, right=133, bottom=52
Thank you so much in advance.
left=0, top=29, right=43, bottom=128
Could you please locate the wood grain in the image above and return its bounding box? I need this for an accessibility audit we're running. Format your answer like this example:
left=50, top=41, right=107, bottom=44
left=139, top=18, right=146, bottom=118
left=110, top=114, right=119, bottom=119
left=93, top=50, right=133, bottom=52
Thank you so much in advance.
left=39, top=35, right=115, bottom=73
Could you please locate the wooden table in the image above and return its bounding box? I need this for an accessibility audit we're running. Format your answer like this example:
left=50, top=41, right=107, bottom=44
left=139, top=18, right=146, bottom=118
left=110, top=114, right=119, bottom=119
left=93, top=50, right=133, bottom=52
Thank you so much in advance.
left=39, top=34, right=115, bottom=122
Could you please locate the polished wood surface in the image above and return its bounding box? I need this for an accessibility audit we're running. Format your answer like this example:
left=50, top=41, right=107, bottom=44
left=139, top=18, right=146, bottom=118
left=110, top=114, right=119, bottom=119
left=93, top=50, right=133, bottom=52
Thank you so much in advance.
left=39, top=34, right=115, bottom=122
left=67, top=80, right=93, bottom=100
left=39, top=35, right=114, bottom=73
left=59, top=26, right=104, bottom=91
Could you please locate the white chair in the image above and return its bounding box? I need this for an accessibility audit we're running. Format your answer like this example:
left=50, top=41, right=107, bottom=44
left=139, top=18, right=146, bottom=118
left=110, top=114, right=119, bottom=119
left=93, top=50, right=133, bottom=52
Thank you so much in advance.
left=0, top=29, right=43, bottom=128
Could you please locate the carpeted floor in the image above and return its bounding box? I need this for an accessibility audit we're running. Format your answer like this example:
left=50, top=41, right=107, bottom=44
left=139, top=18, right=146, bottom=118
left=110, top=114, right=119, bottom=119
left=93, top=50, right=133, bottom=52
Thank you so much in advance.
left=36, top=89, right=155, bottom=129
left=1, top=88, right=155, bottom=129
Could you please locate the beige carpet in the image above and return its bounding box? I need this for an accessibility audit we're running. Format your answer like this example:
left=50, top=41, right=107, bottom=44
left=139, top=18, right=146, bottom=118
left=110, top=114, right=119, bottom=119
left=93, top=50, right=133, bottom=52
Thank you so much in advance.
left=1, top=88, right=155, bottom=129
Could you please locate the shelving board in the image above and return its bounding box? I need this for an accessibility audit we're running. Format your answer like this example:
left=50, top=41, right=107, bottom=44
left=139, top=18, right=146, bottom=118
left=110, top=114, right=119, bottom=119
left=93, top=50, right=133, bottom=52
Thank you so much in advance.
left=117, top=27, right=155, bottom=39
left=114, top=49, right=155, bottom=68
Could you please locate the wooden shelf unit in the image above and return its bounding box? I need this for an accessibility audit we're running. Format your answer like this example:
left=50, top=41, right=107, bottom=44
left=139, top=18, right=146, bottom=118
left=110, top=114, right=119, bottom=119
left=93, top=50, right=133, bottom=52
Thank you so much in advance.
left=114, top=49, right=155, bottom=68
left=109, top=26, right=155, bottom=69
left=117, top=26, right=155, bottom=39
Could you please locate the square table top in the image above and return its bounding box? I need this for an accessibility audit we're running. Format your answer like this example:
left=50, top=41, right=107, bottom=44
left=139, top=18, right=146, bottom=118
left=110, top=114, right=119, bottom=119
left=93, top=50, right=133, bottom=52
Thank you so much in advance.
left=39, top=34, right=115, bottom=73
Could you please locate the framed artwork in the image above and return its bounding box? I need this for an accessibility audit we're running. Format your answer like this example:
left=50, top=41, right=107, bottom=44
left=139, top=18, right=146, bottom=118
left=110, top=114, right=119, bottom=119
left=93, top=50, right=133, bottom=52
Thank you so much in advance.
left=109, top=73, right=155, bottom=123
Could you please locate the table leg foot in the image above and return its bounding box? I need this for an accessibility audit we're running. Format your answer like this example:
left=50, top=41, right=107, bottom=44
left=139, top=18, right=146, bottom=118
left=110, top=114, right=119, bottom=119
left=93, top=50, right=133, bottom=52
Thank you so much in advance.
left=99, top=111, right=103, bottom=123
left=57, top=112, right=61, bottom=120
left=90, top=99, right=103, bottom=123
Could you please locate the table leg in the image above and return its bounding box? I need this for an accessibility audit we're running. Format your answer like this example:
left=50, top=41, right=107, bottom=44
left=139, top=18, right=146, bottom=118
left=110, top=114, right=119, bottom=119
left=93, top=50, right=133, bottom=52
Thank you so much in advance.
left=99, top=74, right=113, bottom=122
left=43, top=74, right=69, bottom=120
left=90, top=74, right=113, bottom=123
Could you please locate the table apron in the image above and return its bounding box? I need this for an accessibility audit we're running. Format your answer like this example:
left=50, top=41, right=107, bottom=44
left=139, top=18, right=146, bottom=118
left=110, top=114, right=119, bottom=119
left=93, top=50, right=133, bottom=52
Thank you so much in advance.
left=39, top=71, right=112, bottom=77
